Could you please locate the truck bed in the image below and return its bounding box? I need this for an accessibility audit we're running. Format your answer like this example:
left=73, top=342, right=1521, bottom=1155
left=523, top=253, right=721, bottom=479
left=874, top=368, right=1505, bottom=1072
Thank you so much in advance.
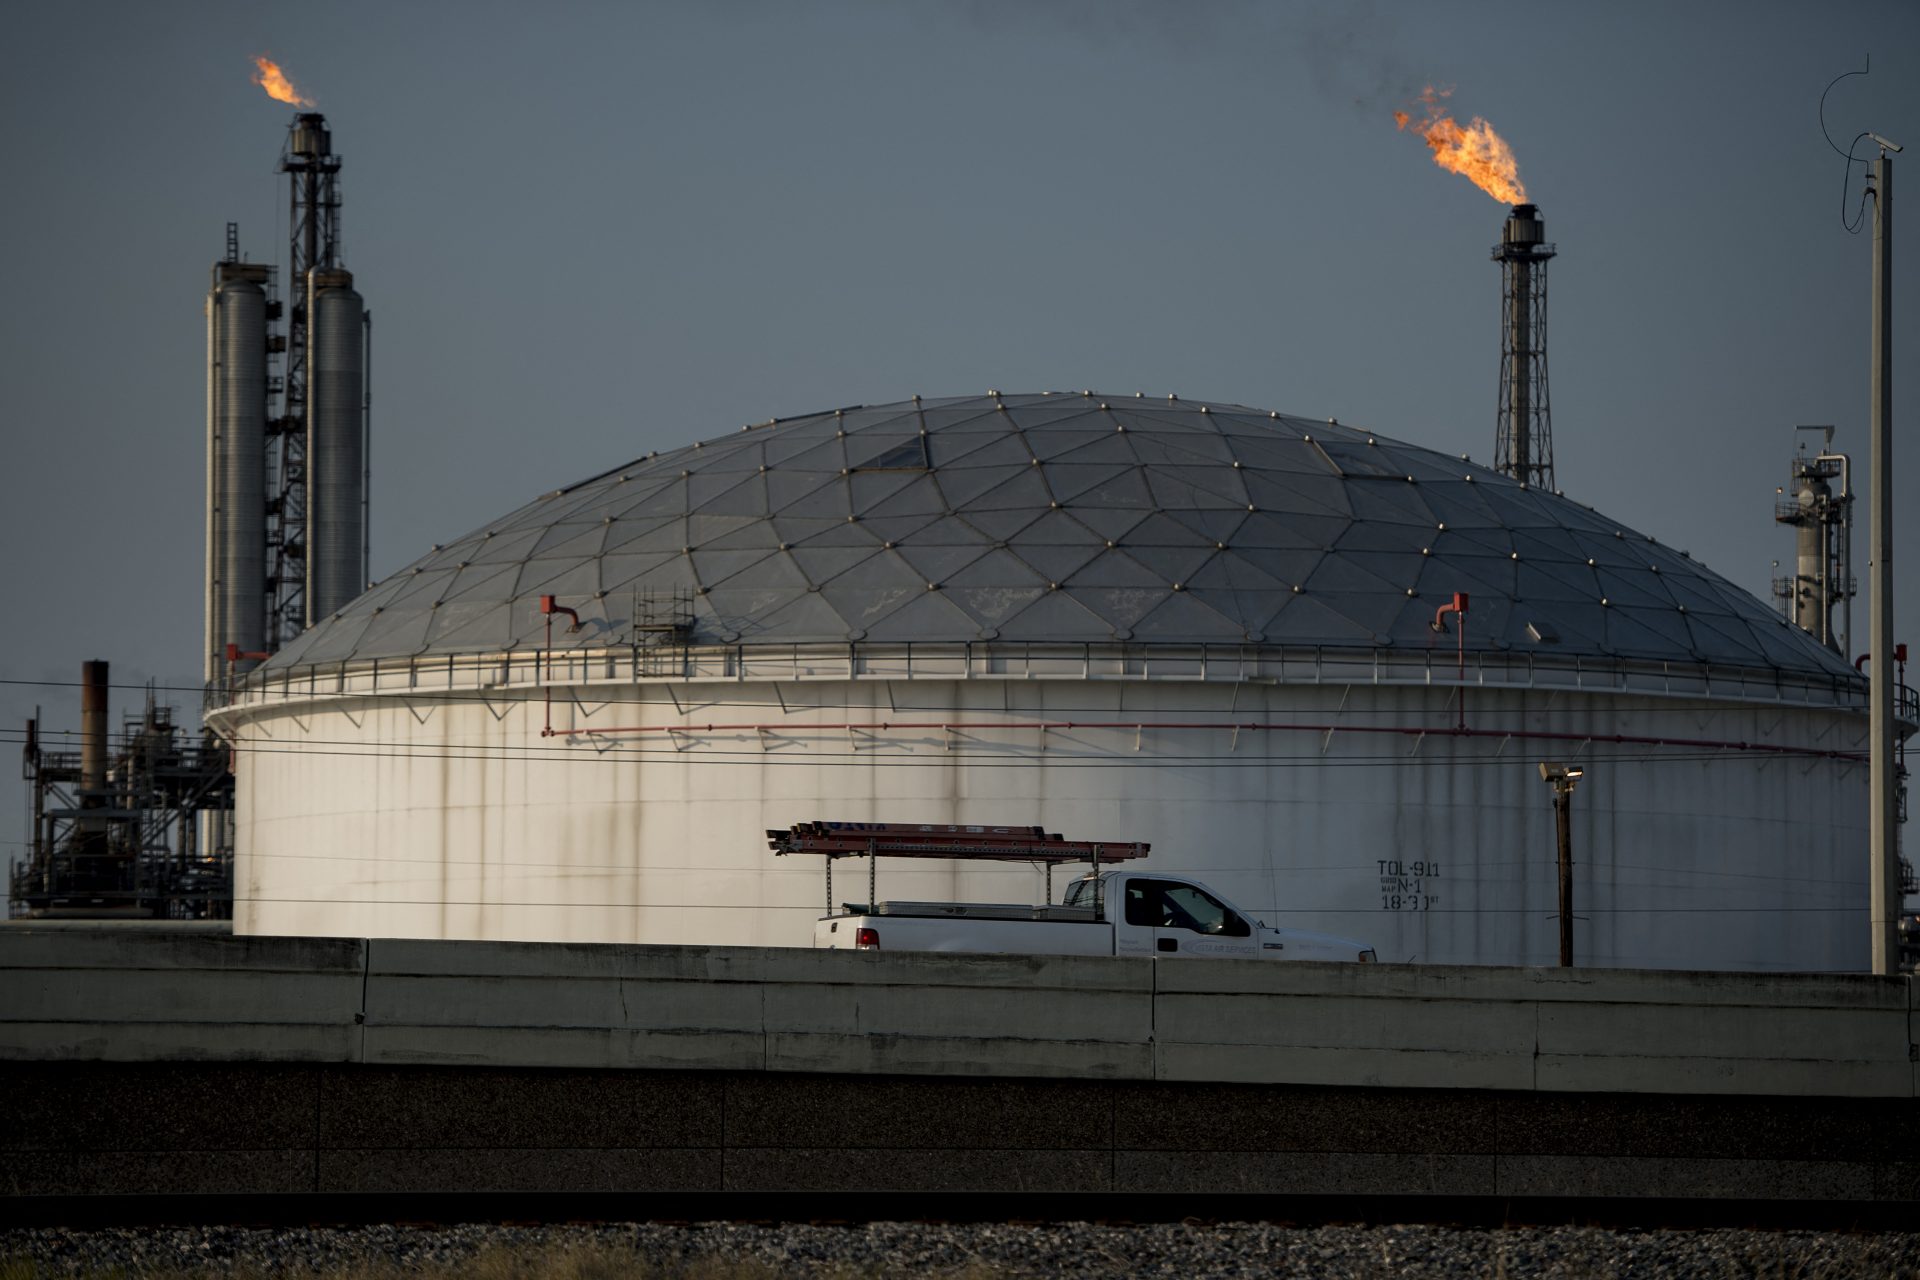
left=816, top=911, right=1112, bottom=955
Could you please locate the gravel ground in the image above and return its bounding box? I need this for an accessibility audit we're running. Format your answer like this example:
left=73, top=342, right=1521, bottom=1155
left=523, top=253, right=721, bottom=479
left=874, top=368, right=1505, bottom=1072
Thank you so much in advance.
left=3, top=1221, right=1919, bottom=1279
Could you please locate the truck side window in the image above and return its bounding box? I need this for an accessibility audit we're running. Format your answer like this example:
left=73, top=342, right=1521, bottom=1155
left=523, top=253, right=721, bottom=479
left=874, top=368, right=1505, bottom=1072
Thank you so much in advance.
left=1124, top=879, right=1249, bottom=935
left=1123, top=881, right=1165, bottom=927
left=1163, top=884, right=1247, bottom=936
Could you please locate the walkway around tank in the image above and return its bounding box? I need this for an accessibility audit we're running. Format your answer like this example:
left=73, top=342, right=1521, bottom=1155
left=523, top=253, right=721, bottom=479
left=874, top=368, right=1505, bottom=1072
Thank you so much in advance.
left=1, top=930, right=1914, bottom=1207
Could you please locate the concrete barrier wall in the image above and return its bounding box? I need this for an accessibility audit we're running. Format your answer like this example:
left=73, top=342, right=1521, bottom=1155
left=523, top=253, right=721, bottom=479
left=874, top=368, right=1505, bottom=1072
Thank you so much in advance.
left=1, top=932, right=1915, bottom=1203
left=1154, top=961, right=1918, bottom=1097
left=0, top=931, right=365, bottom=1063
left=361, top=941, right=1155, bottom=1080
left=1, top=932, right=1913, bottom=1097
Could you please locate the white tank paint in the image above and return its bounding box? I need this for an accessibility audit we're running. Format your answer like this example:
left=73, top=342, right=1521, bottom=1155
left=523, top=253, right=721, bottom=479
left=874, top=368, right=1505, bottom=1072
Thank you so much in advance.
left=215, top=654, right=1870, bottom=971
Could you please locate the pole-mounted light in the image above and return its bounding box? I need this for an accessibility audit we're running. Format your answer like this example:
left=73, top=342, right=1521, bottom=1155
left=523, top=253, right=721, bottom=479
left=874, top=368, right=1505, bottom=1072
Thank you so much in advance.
left=1539, top=762, right=1584, bottom=967
left=1538, top=762, right=1584, bottom=790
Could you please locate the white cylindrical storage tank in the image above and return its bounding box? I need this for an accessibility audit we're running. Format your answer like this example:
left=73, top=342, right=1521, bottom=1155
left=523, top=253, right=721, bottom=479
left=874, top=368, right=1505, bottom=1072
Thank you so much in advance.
left=204, top=261, right=270, bottom=683
left=211, top=394, right=1900, bottom=971
left=306, top=267, right=365, bottom=624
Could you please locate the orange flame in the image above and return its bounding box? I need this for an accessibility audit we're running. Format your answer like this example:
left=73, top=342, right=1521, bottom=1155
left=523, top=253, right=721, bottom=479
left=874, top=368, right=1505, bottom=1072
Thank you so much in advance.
left=1394, top=87, right=1526, bottom=205
left=251, top=56, right=314, bottom=108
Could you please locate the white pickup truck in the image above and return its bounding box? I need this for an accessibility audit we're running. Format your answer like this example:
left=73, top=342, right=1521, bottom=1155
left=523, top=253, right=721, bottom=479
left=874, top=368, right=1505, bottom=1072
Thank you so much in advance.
left=815, top=869, right=1377, bottom=963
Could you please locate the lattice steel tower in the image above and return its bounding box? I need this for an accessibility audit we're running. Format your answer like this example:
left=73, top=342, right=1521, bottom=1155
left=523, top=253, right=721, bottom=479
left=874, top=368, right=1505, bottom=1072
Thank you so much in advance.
left=1492, top=203, right=1557, bottom=490
left=267, top=113, right=343, bottom=643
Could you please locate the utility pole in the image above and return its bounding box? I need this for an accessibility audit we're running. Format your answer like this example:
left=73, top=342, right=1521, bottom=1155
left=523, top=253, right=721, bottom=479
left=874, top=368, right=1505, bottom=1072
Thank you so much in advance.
left=1540, top=763, right=1584, bottom=967
left=1868, top=139, right=1899, bottom=975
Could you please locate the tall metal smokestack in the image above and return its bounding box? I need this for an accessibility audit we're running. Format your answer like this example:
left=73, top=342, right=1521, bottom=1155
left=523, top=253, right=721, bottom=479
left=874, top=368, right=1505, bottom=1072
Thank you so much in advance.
left=79, top=660, right=109, bottom=800
left=205, top=226, right=271, bottom=684
left=1493, top=203, right=1557, bottom=490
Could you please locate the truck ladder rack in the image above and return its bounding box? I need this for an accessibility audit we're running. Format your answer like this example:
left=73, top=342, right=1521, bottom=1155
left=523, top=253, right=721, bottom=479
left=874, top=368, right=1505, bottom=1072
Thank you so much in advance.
left=767, top=821, right=1149, bottom=865
left=767, top=820, right=1150, bottom=914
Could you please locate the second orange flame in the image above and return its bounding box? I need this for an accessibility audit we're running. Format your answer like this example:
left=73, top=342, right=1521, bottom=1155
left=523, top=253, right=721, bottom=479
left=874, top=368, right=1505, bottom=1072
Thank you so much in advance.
left=252, top=56, right=314, bottom=108
left=1394, top=87, right=1526, bottom=205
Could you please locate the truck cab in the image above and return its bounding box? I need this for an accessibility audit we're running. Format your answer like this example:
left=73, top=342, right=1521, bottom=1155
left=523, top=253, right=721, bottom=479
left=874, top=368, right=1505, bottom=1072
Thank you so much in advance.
left=1066, top=871, right=1375, bottom=962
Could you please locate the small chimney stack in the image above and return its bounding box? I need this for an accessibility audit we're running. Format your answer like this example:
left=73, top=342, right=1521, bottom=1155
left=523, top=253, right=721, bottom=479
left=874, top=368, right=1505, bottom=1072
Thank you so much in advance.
left=80, top=660, right=109, bottom=800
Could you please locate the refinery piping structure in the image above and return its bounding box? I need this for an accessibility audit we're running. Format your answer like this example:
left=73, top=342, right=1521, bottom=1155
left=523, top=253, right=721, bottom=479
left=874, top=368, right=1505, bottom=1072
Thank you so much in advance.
left=10, top=662, right=233, bottom=918
left=1773, top=425, right=1856, bottom=655
left=11, top=112, right=370, bottom=920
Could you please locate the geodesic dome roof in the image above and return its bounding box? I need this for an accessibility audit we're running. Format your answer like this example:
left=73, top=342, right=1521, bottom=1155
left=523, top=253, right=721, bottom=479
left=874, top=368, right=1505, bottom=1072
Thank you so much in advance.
left=262, top=392, right=1856, bottom=680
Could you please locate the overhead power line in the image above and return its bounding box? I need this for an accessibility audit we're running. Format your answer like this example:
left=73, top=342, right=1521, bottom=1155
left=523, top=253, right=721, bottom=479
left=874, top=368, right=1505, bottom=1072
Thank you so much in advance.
left=0, top=725, right=1855, bottom=772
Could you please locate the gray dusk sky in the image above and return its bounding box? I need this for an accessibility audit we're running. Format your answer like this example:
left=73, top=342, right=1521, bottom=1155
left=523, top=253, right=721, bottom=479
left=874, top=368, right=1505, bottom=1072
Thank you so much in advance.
left=2, top=0, right=1916, bottom=887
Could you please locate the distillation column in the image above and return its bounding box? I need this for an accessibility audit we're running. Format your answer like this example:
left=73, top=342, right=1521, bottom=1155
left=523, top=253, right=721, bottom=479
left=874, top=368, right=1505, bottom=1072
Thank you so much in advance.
left=306, top=267, right=366, bottom=621
left=1772, top=436, right=1853, bottom=654
left=204, top=258, right=270, bottom=682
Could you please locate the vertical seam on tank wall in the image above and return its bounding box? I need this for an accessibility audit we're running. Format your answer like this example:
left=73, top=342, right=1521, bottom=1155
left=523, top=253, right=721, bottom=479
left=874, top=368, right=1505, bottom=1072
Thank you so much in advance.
left=358, top=938, right=371, bottom=1064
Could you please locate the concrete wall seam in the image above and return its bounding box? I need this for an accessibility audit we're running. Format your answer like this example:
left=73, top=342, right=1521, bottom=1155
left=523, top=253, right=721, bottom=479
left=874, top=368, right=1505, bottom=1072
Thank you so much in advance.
left=1532, top=997, right=1541, bottom=1093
